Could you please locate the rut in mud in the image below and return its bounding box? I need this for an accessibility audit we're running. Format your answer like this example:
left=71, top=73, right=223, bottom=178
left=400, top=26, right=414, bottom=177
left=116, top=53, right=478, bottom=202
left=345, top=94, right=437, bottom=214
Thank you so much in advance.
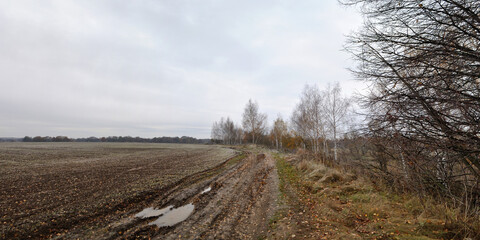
left=58, top=151, right=279, bottom=239
left=130, top=152, right=278, bottom=239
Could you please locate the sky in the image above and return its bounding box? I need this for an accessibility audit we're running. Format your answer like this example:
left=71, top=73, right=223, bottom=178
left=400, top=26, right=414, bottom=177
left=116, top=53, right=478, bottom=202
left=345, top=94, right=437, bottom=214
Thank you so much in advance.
left=0, top=0, right=364, bottom=139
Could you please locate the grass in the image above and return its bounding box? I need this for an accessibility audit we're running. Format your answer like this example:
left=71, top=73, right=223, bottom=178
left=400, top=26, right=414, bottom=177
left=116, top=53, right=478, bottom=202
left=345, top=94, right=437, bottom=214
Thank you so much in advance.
left=276, top=153, right=301, bottom=194
left=270, top=152, right=470, bottom=239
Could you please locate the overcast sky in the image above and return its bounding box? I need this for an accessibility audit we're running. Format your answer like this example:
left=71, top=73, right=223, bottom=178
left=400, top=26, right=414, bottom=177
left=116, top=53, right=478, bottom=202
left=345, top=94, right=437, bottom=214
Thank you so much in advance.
left=0, top=0, right=364, bottom=139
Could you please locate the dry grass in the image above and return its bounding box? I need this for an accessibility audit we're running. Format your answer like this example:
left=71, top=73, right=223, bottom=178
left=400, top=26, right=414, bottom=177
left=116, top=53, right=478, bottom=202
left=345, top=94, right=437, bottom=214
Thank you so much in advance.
left=272, top=153, right=479, bottom=239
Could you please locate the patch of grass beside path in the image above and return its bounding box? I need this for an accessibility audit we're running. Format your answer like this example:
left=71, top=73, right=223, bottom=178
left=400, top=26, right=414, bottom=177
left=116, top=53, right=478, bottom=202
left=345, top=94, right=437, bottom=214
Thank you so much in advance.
left=268, top=153, right=463, bottom=240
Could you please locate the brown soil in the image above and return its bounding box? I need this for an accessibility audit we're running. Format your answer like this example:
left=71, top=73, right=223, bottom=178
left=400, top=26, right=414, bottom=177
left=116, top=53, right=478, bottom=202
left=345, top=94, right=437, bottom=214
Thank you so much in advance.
left=73, top=152, right=280, bottom=240
left=0, top=143, right=280, bottom=240
left=161, top=152, right=279, bottom=240
left=0, top=143, right=236, bottom=239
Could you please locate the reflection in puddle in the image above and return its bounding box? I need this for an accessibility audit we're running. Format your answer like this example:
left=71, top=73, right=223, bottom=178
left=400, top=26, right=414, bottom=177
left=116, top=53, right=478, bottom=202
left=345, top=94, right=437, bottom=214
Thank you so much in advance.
left=149, top=203, right=195, bottom=227
left=135, top=205, right=173, bottom=218
left=201, top=186, right=212, bottom=194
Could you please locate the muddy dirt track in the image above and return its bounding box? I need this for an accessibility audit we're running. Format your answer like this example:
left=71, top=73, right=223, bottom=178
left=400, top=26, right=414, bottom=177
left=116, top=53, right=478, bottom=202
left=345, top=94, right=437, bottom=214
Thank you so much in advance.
left=88, top=151, right=279, bottom=240
left=0, top=143, right=279, bottom=239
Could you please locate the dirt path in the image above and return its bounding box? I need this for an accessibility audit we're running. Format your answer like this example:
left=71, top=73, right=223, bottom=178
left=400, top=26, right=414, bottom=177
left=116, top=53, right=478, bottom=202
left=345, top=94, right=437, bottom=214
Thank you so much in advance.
left=159, top=152, right=279, bottom=240
left=58, top=151, right=279, bottom=239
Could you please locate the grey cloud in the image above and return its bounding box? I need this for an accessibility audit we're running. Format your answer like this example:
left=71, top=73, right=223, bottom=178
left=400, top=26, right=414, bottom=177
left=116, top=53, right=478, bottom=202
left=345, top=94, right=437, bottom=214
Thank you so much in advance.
left=0, top=0, right=363, bottom=138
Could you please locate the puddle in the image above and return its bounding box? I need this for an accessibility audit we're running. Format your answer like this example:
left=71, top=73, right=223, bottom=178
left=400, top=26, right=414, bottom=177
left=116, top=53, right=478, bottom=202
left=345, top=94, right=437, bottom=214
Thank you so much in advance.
left=135, top=205, right=173, bottom=218
left=149, top=203, right=195, bottom=227
left=200, top=186, right=212, bottom=194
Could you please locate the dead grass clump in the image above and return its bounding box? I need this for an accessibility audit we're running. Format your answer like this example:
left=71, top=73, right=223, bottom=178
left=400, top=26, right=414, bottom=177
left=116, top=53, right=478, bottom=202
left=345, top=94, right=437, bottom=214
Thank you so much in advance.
left=296, top=157, right=358, bottom=185
left=296, top=160, right=311, bottom=172
left=307, top=167, right=328, bottom=181
left=319, top=169, right=344, bottom=183
left=297, top=160, right=328, bottom=181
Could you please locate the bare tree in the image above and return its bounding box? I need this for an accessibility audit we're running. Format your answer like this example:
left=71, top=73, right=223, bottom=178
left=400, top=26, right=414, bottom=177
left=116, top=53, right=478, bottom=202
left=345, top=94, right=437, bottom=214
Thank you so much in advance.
left=211, top=121, right=222, bottom=144
left=222, top=117, right=236, bottom=145
left=211, top=117, right=242, bottom=145
left=291, top=101, right=310, bottom=149
left=272, top=115, right=288, bottom=150
left=343, top=0, right=480, bottom=211
left=324, top=82, right=351, bottom=162
left=242, top=99, right=267, bottom=144
left=234, top=125, right=244, bottom=145
left=291, top=84, right=327, bottom=154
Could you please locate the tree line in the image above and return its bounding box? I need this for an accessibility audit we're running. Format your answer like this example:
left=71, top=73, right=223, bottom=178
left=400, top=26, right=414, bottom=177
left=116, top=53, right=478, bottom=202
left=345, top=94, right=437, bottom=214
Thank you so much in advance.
left=211, top=82, right=352, bottom=162
left=22, top=136, right=210, bottom=144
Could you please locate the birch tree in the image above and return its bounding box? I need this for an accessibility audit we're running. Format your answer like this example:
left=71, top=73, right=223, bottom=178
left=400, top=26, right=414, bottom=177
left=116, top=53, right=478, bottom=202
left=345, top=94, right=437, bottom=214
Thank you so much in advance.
left=272, top=116, right=288, bottom=150
left=242, top=99, right=267, bottom=144
left=211, top=117, right=242, bottom=145
left=291, top=84, right=327, bottom=154
left=324, top=82, right=350, bottom=162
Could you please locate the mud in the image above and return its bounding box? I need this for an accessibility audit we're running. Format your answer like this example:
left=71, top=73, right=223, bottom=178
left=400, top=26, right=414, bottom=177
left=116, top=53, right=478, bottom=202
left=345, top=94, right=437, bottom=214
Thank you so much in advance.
left=1, top=143, right=279, bottom=239
left=0, top=143, right=237, bottom=239
left=80, top=151, right=279, bottom=239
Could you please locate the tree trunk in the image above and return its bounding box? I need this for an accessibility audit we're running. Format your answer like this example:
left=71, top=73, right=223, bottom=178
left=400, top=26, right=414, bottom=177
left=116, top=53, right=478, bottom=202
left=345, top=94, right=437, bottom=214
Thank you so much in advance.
left=333, top=127, right=337, bottom=162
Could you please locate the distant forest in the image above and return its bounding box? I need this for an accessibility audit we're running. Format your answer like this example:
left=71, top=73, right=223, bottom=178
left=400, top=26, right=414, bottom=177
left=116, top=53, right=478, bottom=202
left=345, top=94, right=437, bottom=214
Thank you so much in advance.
left=0, top=136, right=210, bottom=144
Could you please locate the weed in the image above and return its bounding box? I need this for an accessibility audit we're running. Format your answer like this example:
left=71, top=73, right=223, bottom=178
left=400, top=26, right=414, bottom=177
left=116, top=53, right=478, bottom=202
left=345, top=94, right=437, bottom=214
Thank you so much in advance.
left=271, top=152, right=476, bottom=239
left=350, top=193, right=371, bottom=203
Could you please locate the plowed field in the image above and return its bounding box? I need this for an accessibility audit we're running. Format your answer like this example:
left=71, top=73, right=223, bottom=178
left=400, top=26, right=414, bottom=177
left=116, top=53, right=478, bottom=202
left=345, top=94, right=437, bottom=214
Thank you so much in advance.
left=0, top=143, right=238, bottom=239
left=0, top=143, right=279, bottom=240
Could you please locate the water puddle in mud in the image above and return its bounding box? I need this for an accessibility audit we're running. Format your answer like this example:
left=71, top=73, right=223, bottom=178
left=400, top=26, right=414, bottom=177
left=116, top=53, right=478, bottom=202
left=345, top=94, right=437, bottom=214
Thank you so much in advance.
left=148, top=203, right=195, bottom=227
left=135, top=186, right=210, bottom=227
left=135, top=205, right=173, bottom=218
left=200, top=186, right=211, bottom=194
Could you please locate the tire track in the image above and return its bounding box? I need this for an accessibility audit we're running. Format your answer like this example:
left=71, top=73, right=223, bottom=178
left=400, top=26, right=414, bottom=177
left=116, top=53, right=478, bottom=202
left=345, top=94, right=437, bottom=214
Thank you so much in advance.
left=144, top=152, right=279, bottom=240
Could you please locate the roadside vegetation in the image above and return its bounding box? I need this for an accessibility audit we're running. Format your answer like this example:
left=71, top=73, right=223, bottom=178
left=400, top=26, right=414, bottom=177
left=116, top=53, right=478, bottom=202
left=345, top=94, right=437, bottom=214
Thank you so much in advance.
left=271, top=152, right=477, bottom=239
